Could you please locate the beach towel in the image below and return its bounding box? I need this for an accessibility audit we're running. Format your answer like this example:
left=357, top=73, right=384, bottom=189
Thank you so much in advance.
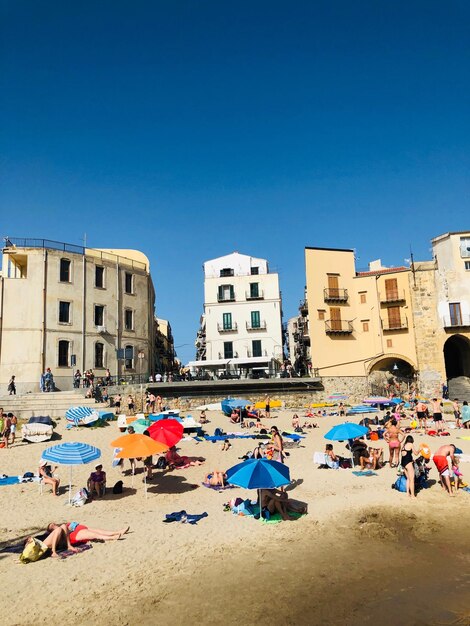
left=163, top=511, right=208, bottom=525
left=461, top=487, right=470, bottom=494
left=262, top=511, right=305, bottom=524
left=202, top=483, right=235, bottom=492
left=352, top=470, right=378, bottom=477
left=0, top=476, right=20, bottom=486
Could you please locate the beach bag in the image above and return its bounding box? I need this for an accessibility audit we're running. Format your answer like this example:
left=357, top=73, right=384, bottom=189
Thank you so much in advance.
left=369, top=432, right=379, bottom=441
left=20, top=538, right=48, bottom=564
left=112, top=480, right=123, bottom=494
left=156, top=456, right=167, bottom=470
left=71, top=487, right=89, bottom=507
left=392, top=475, right=407, bottom=493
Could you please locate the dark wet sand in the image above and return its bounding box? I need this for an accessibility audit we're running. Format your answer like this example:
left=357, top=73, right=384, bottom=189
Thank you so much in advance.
left=129, top=507, right=470, bottom=626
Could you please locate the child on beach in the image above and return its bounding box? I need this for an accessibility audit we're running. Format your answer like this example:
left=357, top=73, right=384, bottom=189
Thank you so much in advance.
left=452, top=458, right=464, bottom=490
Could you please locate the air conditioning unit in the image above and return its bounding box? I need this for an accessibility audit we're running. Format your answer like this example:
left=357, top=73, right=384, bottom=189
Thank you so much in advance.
left=97, top=326, right=106, bottom=333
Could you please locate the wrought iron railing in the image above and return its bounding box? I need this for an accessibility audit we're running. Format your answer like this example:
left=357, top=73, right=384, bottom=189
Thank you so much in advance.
left=246, top=290, right=264, bottom=300
left=382, top=317, right=408, bottom=331
left=325, top=319, right=353, bottom=333
left=323, top=288, right=348, bottom=302
left=246, top=321, right=267, bottom=330
left=380, top=290, right=406, bottom=304
left=443, top=315, right=470, bottom=328
left=217, top=322, right=238, bottom=332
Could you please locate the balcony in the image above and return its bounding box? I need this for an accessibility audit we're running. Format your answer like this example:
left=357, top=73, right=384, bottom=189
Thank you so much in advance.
left=217, top=322, right=238, bottom=333
left=382, top=317, right=408, bottom=331
left=299, top=300, right=308, bottom=316
left=246, top=321, right=267, bottom=331
left=218, top=294, right=235, bottom=303
left=380, top=290, right=406, bottom=304
left=325, top=319, right=353, bottom=334
left=246, top=290, right=264, bottom=300
left=443, top=315, right=470, bottom=329
left=324, top=288, right=348, bottom=303
left=218, top=351, right=239, bottom=359
left=302, top=331, right=310, bottom=345
left=247, top=349, right=268, bottom=357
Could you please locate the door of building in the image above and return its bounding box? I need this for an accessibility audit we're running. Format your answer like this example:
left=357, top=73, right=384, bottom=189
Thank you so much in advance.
left=328, top=275, right=339, bottom=298
left=330, top=307, right=342, bottom=331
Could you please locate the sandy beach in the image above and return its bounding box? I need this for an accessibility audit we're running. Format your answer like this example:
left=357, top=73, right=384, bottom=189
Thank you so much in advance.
left=1, top=406, right=469, bottom=626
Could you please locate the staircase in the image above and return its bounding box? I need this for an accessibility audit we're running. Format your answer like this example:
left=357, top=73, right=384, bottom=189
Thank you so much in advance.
left=0, top=390, right=109, bottom=421
left=448, top=376, right=470, bottom=403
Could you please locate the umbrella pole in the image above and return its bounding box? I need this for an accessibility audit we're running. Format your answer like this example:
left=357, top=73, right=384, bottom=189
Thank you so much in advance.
left=259, top=489, right=262, bottom=522
left=144, top=474, right=147, bottom=498
left=69, top=465, right=72, bottom=505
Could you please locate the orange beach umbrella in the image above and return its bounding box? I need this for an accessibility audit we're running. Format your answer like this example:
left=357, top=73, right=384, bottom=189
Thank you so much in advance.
left=110, top=433, right=168, bottom=458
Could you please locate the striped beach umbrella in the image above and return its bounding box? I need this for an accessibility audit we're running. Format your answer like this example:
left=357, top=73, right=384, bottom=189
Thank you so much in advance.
left=65, top=406, right=99, bottom=427
left=41, top=442, right=101, bottom=503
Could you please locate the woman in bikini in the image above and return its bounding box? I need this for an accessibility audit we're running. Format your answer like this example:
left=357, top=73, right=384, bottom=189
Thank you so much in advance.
left=203, top=471, right=227, bottom=487
left=270, top=426, right=285, bottom=463
left=47, top=522, right=129, bottom=544
left=384, top=419, right=404, bottom=468
left=401, top=435, right=419, bottom=498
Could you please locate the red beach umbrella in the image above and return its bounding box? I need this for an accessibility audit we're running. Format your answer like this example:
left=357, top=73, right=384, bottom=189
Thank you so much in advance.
left=148, top=418, right=184, bottom=448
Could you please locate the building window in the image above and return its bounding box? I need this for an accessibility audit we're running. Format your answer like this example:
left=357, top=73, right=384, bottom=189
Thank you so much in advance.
left=449, top=302, right=462, bottom=326
left=460, top=237, right=470, bottom=258
left=252, top=340, right=262, bottom=357
left=95, top=266, right=105, bottom=288
left=58, top=340, right=70, bottom=367
left=125, top=272, right=134, bottom=294
left=222, top=312, right=232, bottom=330
left=387, top=306, right=401, bottom=329
left=95, top=342, right=104, bottom=368
left=360, top=293, right=367, bottom=304
left=251, top=311, right=261, bottom=328
left=251, top=267, right=259, bottom=275
left=125, top=345, right=134, bottom=369
left=59, top=258, right=71, bottom=283
left=218, top=285, right=235, bottom=302
left=223, top=342, right=233, bottom=359
left=220, top=268, right=234, bottom=277
left=465, top=261, right=470, bottom=270
left=386, top=339, right=393, bottom=348
left=318, top=310, right=325, bottom=320
left=249, top=283, right=259, bottom=298
left=58, top=301, right=71, bottom=324
left=94, top=305, right=105, bottom=327
left=362, top=321, right=369, bottom=332
left=124, top=309, right=134, bottom=331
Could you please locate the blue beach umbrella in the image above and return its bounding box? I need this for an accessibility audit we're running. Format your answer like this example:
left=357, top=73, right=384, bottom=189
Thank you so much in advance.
left=325, top=423, right=368, bottom=441
left=41, top=442, right=101, bottom=503
left=65, top=406, right=99, bottom=427
left=226, top=458, right=291, bottom=521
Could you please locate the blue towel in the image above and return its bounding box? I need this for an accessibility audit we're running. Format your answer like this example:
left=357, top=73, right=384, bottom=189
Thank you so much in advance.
left=352, top=470, right=377, bottom=477
left=0, top=476, right=20, bottom=486
left=204, top=434, right=254, bottom=442
left=163, top=511, right=208, bottom=525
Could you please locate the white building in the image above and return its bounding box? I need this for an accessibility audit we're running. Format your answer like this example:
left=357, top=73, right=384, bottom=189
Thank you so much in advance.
left=0, top=238, right=155, bottom=392
left=190, top=252, right=283, bottom=377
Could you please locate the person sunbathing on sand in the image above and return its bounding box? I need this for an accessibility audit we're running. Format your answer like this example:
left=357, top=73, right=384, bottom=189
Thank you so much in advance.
left=260, top=489, right=306, bottom=521
left=47, top=522, right=129, bottom=545
left=203, top=471, right=227, bottom=487
left=24, top=523, right=75, bottom=559
left=165, top=446, right=205, bottom=469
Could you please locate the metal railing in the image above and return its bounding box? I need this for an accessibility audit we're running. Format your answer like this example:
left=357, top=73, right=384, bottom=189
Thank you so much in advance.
left=323, top=288, right=348, bottom=302
left=247, top=349, right=268, bottom=357
left=380, top=290, right=406, bottom=304
left=382, top=317, right=408, bottom=331
left=325, top=319, right=353, bottom=333
left=299, top=300, right=308, bottom=316
left=246, top=290, right=264, bottom=300
left=217, top=322, right=238, bottom=332
left=246, top=321, right=267, bottom=330
left=217, top=294, right=236, bottom=302
left=218, top=351, right=239, bottom=359
left=443, top=315, right=470, bottom=328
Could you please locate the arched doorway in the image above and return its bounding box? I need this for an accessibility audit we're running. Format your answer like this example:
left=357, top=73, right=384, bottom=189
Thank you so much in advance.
left=367, top=355, right=416, bottom=396
left=444, top=335, right=470, bottom=380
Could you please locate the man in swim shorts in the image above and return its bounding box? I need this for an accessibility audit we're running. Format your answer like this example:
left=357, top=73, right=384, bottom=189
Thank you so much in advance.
left=432, top=444, right=456, bottom=496
left=431, top=398, right=444, bottom=432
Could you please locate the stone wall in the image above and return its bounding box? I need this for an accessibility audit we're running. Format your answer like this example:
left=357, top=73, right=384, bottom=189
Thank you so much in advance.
left=409, top=263, right=445, bottom=398
left=108, top=376, right=370, bottom=411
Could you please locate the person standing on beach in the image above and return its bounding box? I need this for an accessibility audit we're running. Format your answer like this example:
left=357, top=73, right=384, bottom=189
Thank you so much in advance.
left=383, top=419, right=403, bottom=468
left=8, top=413, right=17, bottom=446
left=462, top=401, right=470, bottom=429
left=431, top=398, right=444, bottom=432
left=453, top=399, right=461, bottom=428
left=114, top=393, right=122, bottom=415
left=433, top=444, right=457, bottom=496
left=265, top=395, right=271, bottom=418
left=127, top=394, right=135, bottom=415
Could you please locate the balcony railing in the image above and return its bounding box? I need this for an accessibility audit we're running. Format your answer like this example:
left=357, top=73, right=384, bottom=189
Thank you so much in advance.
left=218, top=351, right=239, bottom=359
left=382, top=317, right=408, bottom=331
left=325, top=319, right=353, bottom=334
left=217, top=322, right=238, bottom=333
left=380, top=290, right=406, bottom=304
left=299, top=300, right=308, bottom=316
left=302, top=331, right=310, bottom=345
left=246, top=321, right=267, bottom=331
left=324, top=288, right=348, bottom=302
left=247, top=349, right=268, bottom=357
left=217, top=294, right=236, bottom=302
left=443, top=315, right=470, bottom=329
left=246, top=290, right=264, bottom=300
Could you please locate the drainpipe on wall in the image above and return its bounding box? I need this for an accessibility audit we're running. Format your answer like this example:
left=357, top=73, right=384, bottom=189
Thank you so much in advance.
left=82, top=254, right=86, bottom=372
left=41, top=249, right=48, bottom=374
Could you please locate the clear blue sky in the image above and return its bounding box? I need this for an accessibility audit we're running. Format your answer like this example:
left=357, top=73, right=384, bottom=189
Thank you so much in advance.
left=1, top=1, right=469, bottom=364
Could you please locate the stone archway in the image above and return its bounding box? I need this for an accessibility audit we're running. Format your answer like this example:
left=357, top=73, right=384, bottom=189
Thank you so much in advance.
left=367, top=354, right=416, bottom=378
left=444, top=335, right=470, bottom=380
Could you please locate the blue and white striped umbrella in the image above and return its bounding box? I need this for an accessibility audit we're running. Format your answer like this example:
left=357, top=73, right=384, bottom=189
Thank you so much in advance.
left=42, top=441, right=101, bottom=465
left=65, top=406, right=99, bottom=426
left=41, top=442, right=101, bottom=503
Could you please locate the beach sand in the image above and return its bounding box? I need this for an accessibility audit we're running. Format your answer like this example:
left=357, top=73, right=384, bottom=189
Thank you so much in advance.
left=1, top=407, right=469, bottom=626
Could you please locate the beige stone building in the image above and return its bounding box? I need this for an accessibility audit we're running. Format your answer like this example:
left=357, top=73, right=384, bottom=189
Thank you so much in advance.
left=154, top=317, right=176, bottom=374
left=0, top=238, right=155, bottom=392
left=305, top=247, right=417, bottom=383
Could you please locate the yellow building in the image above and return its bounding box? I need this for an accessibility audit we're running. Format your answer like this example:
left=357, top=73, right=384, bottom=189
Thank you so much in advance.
left=305, top=247, right=417, bottom=389
left=0, top=238, right=155, bottom=392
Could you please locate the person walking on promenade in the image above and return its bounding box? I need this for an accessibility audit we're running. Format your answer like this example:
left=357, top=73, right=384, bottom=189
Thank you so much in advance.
left=8, top=375, right=16, bottom=395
